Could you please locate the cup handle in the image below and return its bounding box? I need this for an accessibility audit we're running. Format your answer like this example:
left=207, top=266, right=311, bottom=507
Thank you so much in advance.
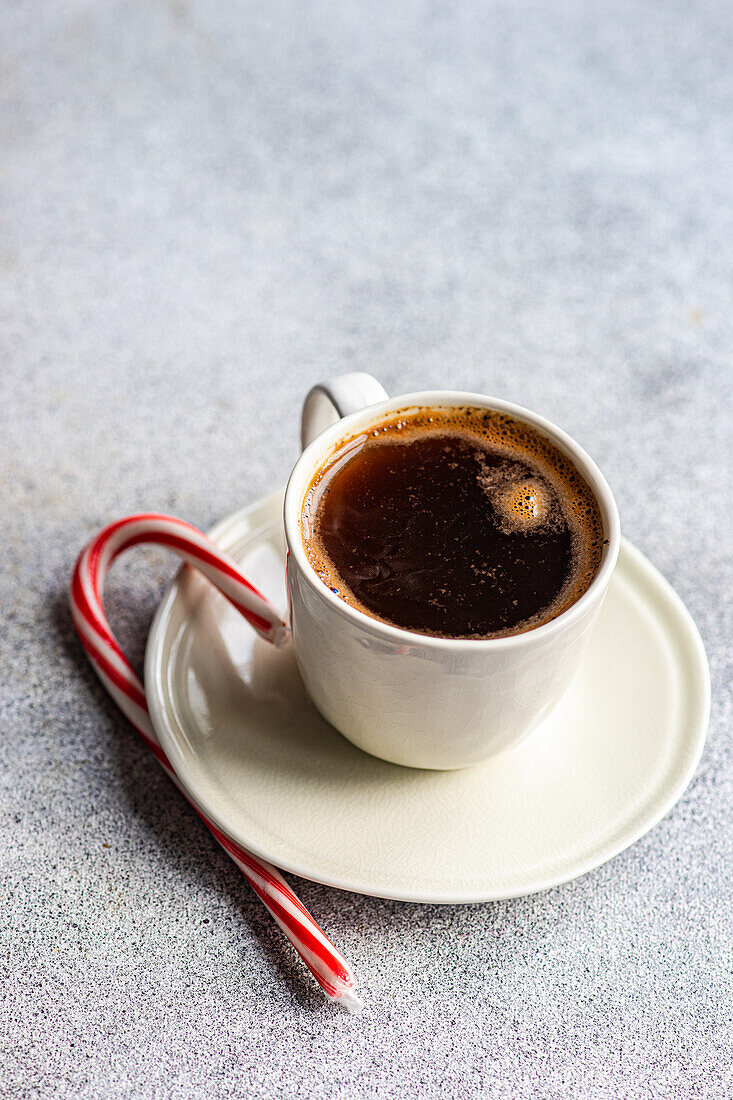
left=300, top=372, right=389, bottom=450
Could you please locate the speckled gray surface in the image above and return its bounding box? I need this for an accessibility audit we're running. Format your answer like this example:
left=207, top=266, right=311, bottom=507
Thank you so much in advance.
left=2, top=0, right=732, bottom=1096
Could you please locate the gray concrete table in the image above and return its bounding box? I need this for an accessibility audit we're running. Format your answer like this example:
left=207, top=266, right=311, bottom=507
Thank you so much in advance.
left=2, top=1, right=732, bottom=1096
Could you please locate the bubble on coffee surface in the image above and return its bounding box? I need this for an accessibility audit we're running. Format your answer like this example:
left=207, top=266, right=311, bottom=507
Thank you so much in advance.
left=301, top=406, right=605, bottom=639
left=491, top=477, right=554, bottom=533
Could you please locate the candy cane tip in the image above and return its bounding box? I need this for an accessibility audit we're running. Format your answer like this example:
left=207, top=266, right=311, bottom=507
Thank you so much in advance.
left=271, top=623, right=291, bottom=648
left=332, top=987, right=364, bottom=1014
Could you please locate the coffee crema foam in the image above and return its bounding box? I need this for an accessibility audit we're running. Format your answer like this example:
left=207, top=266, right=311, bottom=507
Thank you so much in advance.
left=301, top=407, right=606, bottom=639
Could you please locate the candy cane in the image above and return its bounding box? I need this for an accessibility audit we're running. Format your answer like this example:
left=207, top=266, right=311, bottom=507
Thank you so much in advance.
left=70, top=514, right=362, bottom=1012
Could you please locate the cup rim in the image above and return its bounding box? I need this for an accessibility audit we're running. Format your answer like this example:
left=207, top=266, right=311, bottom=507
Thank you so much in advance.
left=283, top=390, right=621, bottom=651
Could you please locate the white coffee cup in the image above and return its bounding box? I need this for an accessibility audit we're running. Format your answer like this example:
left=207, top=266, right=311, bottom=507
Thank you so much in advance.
left=283, top=373, right=620, bottom=769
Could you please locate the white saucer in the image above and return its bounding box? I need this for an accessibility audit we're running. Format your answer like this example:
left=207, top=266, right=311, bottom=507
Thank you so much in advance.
left=145, top=492, right=710, bottom=903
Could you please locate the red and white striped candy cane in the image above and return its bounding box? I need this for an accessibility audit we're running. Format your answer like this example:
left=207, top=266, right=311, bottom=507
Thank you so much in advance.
left=70, top=513, right=362, bottom=1012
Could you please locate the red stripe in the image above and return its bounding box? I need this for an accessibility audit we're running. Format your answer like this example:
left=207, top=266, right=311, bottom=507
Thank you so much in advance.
left=231, top=868, right=338, bottom=993
left=74, top=628, right=179, bottom=769
left=126, top=719, right=171, bottom=769
left=201, top=812, right=320, bottom=925
left=176, top=782, right=347, bottom=987
left=191, top=807, right=348, bottom=980
left=84, top=513, right=195, bottom=543
left=76, top=523, right=280, bottom=668
left=82, top=643, right=170, bottom=768
left=110, top=530, right=276, bottom=635
left=136, top=729, right=171, bottom=769
left=83, top=513, right=267, bottom=612
left=229, top=844, right=320, bottom=924
left=84, top=531, right=110, bottom=608
left=75, top=629, right=149, bottom=716
left=108, top=517, right=269, bottom=600
left=71, top=560, right=124, bottom=657
left=245, top=877, right=342, bottom=993
left=164, top=780, right=347, bottom=986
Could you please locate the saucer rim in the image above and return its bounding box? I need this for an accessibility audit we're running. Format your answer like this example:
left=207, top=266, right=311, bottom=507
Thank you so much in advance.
left=145, top=491, right=710, bottom=904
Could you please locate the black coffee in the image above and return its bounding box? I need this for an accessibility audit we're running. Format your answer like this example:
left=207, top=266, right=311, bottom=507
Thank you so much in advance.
left=301, top=408, right=605, bottom=639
